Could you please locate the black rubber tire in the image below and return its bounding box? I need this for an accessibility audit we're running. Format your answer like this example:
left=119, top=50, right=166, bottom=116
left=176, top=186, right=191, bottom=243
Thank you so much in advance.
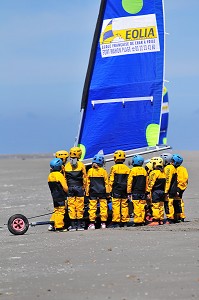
left=7, top=214, right=29, bottom=235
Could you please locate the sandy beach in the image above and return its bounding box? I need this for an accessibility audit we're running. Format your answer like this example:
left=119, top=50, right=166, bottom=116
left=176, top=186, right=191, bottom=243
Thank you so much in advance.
left=0, top=151, right=199, bottom=300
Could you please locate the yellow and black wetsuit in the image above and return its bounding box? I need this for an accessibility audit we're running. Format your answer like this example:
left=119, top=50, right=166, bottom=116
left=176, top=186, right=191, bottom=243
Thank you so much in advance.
left=109, top=163, right=130, bottom=223
left=48, top=170, right=68, bottom=229
left=146, top=169, right=166, bottom=221
left=164, top=164, right=178, bottom=221
left=127, top=166, right=147, bottom=224
left=86, top=166, right=109, bottom=223
left=177, top=165, right=188, bottom=220
left=65, top=161, right=87, bottom=221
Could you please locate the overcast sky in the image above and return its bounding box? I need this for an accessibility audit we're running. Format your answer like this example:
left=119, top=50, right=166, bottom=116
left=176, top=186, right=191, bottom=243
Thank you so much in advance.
left=0, top=0, right=198, bottom=154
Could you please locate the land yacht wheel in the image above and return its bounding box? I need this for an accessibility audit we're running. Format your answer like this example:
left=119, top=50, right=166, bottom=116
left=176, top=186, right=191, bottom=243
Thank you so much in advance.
left=7, top=214, right=29, bottom=235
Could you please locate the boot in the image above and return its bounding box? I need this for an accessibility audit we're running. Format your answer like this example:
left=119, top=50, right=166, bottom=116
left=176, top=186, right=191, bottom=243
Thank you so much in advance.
left=69, top=220, right=77, bottom=232
left=77, top=219, right=84, bottom=231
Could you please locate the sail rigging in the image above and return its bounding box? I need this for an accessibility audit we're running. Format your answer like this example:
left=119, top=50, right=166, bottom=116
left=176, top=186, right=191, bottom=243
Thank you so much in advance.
left=76, top=0, right=170, bottom=162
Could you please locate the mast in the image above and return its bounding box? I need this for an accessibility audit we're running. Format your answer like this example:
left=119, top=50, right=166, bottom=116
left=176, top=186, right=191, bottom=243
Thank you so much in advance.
left=75, top=0, right=106, bottom=146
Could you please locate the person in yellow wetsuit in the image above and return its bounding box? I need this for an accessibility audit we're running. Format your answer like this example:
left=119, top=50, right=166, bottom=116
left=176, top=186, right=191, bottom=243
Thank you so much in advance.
left=127, top=155, right=147, bottom=226
left=109, top=150, right=130, bottom=228
left=86, top=154, right=110, bottom=230
left=175, top=155, right=188, bottom=221
left=164, top=154, right=178, bottom=224
left=144, top=161, right=154, bottom=223
left=65, top=147, right=87, bottom=231
left=146, top=157, right=166, bottom=226
left=160, top=152, right=173, bottom=218
left=48, top=158, right=68, bottom=231
left=55, top=150, right=69, bottom=176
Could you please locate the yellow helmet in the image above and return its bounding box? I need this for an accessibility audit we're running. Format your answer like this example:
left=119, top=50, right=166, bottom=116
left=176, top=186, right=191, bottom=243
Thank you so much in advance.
left=150, top=157, right=164, bottom=168
left=55, top=150, right=69, bottom=163
left=145, top=162, right=153, bottom=174
left=69, top=147, right=82, bottom=159
left=114, top=150, right=126, bottom=162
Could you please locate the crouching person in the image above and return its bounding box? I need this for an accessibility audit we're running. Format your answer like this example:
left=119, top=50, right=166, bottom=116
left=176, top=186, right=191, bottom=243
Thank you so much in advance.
left=48, top=158, right=68, bottom=232
left=86, top=154, right=109, bottom=230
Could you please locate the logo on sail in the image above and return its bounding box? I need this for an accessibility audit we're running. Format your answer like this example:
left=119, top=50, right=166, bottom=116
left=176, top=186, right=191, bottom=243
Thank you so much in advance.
left=100, top=14, right=160, bottom=58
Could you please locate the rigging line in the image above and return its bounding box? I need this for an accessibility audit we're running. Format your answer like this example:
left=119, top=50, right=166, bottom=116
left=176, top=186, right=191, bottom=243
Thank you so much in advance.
left=27, top=212, right=53, bottom=220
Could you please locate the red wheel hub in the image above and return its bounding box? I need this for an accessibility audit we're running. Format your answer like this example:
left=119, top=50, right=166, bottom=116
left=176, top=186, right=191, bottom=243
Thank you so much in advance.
left=12, top=218, right=25, bottom=231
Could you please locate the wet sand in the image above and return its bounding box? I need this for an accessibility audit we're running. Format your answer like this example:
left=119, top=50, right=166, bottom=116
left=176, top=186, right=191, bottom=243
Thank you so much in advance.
left=0, top=151, right=199, bottom=300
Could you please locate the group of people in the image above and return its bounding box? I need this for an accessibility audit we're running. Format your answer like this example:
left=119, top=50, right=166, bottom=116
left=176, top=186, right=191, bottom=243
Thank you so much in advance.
left=47, top=147, right=188, bottom=232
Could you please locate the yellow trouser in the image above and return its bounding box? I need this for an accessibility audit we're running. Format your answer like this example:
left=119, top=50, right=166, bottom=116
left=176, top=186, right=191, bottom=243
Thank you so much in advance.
left=175, top=198, right=186, bottom=219
left=179, top=199, right=186, bottom=219
left=166, top=198, right=174, bottom=220
left=112, top=198, right=130, bottom=223
left=166, top=198, right=184, bottom=220
left=50, top=206, right=65, bottom=229
left=132, top=199, right=146, bottom=224
left=89, top=199, right=107, bottom=222
left=151, top=202, right=164, bottom=221
left=68, top=197, right=84, bottom=220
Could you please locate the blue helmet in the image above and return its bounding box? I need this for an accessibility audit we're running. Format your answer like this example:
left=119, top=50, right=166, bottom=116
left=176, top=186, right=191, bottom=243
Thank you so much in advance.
left=50, top=158, right=63, bottom=171
left=171, top=154, right=183, bottom=167
left=132, top=155, right=144, bottom=166
left=92, top=154, right=104, bottom=166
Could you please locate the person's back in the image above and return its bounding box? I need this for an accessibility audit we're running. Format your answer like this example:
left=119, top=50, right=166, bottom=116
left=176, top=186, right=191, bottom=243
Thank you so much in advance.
left=127, top=155, right=146, bottom=226
left=64, top=147, right=87, bottom=231
left=87, top=165, right=109, bottom=198
left=65, top=160, right=86, bottom=188
left=147, top=169, right=166, bottom=192
left=110, top=163, right=130, bottom=196
left=127, top=165, right=147, bottom=195
left=146, top=158, right=166, bottom=225
left=86, top=154, right=109, bottom=230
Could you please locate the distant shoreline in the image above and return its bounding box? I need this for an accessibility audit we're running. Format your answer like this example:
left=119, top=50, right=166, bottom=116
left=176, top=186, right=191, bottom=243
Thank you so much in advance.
left=0, top=150, right=198, bottom=160
left=0, top=154, right=53, bottom=159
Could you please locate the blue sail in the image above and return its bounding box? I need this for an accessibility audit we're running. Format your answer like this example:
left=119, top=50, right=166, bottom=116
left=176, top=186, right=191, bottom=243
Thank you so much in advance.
left=77, top=0, right=167, bottom=160
left=159, top=86, right=169, bottom=145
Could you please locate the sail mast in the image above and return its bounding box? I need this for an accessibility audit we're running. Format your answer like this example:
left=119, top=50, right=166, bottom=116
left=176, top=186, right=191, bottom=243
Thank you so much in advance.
left=75, top=0, right=106, bottom=147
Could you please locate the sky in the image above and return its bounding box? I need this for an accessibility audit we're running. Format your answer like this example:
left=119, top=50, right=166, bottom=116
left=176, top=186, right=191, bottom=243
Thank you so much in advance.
left=0, top=0, right=198, bottom=154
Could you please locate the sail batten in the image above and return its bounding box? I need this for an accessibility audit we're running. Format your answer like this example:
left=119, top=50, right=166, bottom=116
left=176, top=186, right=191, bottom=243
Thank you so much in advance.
left=77, top=0, right=170, bottom=161
left=91, top=96, right=153, bottom=106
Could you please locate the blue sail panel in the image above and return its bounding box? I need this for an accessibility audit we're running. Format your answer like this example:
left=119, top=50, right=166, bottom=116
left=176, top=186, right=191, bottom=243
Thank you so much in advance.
left=159, top=86, right=169, bottom=145
left=78, top=0, right=165, bottom=160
